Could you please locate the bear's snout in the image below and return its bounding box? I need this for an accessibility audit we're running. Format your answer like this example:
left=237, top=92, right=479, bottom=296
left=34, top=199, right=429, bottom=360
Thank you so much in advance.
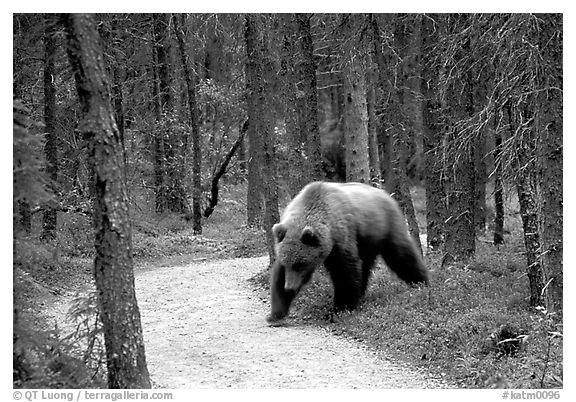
left=284, top=270, right=303, bottom=295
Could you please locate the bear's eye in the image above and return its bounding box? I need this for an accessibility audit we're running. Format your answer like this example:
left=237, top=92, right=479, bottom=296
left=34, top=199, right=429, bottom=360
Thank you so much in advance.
left=301, top=229, right=320, bottom=247
left=275, top=225, right=287, bottom=243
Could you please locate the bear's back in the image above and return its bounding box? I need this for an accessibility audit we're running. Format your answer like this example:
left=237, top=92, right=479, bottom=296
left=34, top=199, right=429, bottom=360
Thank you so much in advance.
left=282, top=181, right=393, bottom=230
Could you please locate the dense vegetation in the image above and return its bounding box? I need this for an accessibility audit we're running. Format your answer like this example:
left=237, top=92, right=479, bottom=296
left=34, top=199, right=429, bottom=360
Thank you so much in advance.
left=13, top=13, right=562, bottom=388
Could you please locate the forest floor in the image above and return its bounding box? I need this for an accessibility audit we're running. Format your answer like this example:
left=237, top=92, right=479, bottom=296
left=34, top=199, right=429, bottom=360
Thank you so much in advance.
left=42, top=255, right=453, bottom=389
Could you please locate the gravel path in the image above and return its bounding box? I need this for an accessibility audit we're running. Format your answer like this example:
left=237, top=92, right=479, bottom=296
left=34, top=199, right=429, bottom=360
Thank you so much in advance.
left=137, top=256, right=451, bottom=388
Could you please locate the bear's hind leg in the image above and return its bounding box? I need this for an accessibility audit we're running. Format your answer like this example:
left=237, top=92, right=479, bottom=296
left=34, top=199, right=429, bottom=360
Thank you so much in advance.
left=380, top=227, right=428, bottom=285
left=359, top=250, right=377, bottom=296
left=325, top=247, right=363, bottom=312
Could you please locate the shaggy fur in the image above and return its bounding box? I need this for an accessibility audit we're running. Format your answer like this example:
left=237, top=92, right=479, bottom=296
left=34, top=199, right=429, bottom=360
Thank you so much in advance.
left=267, top=181, right=428, bottom=324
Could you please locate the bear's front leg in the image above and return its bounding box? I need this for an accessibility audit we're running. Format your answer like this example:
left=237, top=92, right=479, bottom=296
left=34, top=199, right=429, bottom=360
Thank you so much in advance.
left=325, top=247, right=363, bottom=313
left=267, top=262, right=296, bottom=325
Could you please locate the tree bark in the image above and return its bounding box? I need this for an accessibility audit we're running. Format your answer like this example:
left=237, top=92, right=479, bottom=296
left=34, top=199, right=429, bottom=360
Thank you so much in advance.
left=100, top=16, right=127, bottom=169
left=342, top=15, right=370, bottom=184
left=151, top=16, right=168, bottom=214
left=295, top=13, right=323, bottom=183
left=41, top=18, right=58, bottom=241
left=442, top=149, right=476, bottom=267
left=152, top=13, right=189, bottom=215
left=174, top=14, right=202, bottom=233
left=13, top=37, right=32, bottom=234
left=370, top=14, right=393, bottom=191
left=474, top=134, right=487, bottom=233
left=62, top=13, right=151, bottom=389
left=245, top=14, right=279, bottom=261
left=517, top=178, right=544, bottom=308
left=245, top=15, right=264, bottom=227
left=535, top=13, right=563, bottom=315
left=280, top=14, right=323, bottom=196
left=366, top=68, right=381, bottom=183
left=421, top=14, right=445, bottom=250
left=391, top=15, right=423, bottom=254
left=280, top=14, right=307, bottom=197
left=493, top=119, right=505, bottom=246
left=441, top=15, right=476, bottom=267
left=506, top=103, right=544, bottom=307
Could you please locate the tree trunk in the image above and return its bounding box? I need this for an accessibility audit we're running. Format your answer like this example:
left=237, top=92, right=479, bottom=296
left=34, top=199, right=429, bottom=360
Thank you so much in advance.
left=370, top=14, right=393, bottom=191
left=295, top=13, right=323, bottom=183
left=493, top=120, right=505, bottom=246
left=13, top=45, right=32, bottom=234
left=474, top=134, right=487, bottom=233
left=261, top=87, right=280, bottom=264
left=506, top=103, right=544, bottom=307
left=153, top=13, right=189, bottom=215
left=421, top=13, right=445, bottom=250
left=19, top=201, right=32, bottom=233
left=174, top=14, right=202, bottom=233
left=245, top=14, right=279, bottom=261
left=41, top=19, right=58, bottom=241
left=342, top=15, right=370, bottom=184
left=100, top=16, right=127, bottom=169
left=517, top=178, right=545, bottom=308
left=535, top=13, right=562, bottom=315
left=442, top=150, right=476, bottom=267
left=245, top=15, right=264, bottom=227
left=391, top=15, right=423, bottom=254
left=441, top=17, right=476, bottom=267
left=151, top=17, right=168, bottom=214
left=280, top=14, right=307, bottom=197
left=366, top=69, right=381, bottom=184
left=406, top=17, right=424, bottom=181
left=281, top=14, right=323, bottom=196
left=111, top=64, right=125, bottom=167
left=62, top=13, right=151, bottom=389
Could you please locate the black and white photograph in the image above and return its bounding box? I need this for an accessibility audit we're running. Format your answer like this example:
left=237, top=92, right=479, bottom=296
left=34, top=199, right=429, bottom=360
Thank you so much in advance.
left=12, top=10, right=563, bottom=396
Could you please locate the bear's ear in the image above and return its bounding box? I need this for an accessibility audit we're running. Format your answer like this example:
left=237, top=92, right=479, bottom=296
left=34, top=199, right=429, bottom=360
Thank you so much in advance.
left=273, top=223, right=287, bottom=243
left=301, top=226, right=320, bottom=247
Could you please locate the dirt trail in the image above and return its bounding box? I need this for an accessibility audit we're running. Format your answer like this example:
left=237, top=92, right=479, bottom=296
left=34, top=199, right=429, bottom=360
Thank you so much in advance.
left=136, top=256, right=451, bottom=388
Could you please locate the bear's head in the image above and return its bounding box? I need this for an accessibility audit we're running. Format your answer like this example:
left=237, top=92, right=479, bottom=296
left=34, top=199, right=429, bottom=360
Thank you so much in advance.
left=272, top=222, right=332, bottom=296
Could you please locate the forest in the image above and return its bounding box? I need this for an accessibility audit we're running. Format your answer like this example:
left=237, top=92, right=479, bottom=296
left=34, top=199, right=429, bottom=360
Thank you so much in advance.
left=13, top=13, right=562, bottom=389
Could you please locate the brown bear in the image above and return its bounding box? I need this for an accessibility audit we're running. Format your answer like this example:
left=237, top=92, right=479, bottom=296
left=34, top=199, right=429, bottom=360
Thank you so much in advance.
left=267, top=181, right=428, bottom=324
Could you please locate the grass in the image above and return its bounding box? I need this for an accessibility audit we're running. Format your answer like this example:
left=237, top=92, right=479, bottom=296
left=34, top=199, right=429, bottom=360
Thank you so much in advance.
left=13, top=182, right=562, bottom=389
